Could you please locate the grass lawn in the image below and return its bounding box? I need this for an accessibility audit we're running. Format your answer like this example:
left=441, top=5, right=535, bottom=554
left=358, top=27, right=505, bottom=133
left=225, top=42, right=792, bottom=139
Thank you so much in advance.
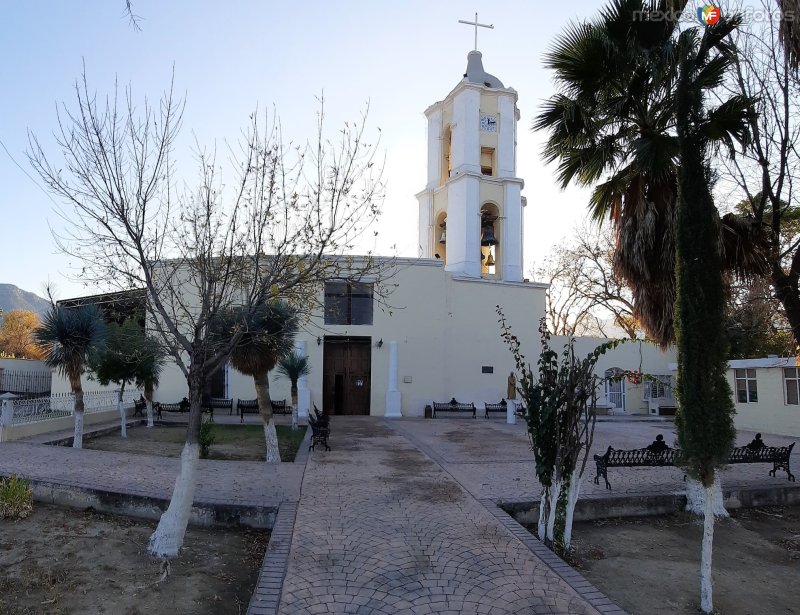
left=207, top=424, right=307, bottom=462
left=83, top=423, right=307, bottom=462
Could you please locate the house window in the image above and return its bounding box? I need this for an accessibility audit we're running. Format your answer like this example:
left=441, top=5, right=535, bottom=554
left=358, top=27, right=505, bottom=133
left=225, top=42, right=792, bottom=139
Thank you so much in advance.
left=784, top=368, right=800, bottom=405
left=324, top=282, right=373, bottom=325
left=734, top=368, right=758, bottom=403
left=644, top=376, right=671, bottom=399
left=480, top=147, right=495, bottom=176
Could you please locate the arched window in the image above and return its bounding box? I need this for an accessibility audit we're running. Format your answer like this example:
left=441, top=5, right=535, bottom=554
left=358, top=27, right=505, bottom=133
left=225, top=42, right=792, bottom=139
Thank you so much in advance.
left=480, top=204, right=499, bottom=276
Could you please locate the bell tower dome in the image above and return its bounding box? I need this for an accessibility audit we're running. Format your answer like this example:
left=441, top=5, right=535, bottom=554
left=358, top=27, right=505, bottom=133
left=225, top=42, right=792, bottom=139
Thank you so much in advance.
left=416, top=51, right=525, bottom=282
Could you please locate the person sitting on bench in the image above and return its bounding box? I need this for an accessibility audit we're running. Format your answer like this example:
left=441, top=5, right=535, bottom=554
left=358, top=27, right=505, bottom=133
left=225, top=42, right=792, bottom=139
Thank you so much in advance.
left=646, top=434, right=670, bottom=454
left=746, top=433, right=766, bottom=451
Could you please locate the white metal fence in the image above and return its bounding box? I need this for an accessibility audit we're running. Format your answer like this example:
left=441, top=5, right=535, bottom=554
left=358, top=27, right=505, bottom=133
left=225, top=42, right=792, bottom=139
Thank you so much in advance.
left=2, top=390, right=137, bottom=425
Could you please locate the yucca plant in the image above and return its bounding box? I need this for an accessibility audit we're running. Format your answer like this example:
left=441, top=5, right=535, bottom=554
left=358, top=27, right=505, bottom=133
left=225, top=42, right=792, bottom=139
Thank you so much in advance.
left=229, top=302, right=299, bottom=463
left=35, top=304, right=106, bottom=448
left=0, top=475, right=33, bottom=519
left=276, top=351, right=310, bottom=431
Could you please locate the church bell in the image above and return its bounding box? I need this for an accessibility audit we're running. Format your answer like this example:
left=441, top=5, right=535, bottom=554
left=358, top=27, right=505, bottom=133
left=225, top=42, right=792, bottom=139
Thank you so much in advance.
left=439, top=229, right=447, bottom=244
left=486, top=250, right=495, bottom=267
left=480, top=224, right=497, bottom=246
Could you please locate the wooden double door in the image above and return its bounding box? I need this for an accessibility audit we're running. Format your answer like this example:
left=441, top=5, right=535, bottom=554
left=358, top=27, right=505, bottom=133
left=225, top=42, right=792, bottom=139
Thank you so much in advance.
left=323, top=337, right=371, bottom=415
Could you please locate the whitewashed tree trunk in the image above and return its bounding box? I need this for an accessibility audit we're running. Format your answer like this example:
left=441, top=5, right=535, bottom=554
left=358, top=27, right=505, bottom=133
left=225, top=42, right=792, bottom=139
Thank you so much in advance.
left=538, top=490, right=549, bottom=541
left=146, top=399, right=154, bottom=428
left=73, top=409, right=84, bottom=449
left=545, top=479, right=561, bottom=544
left=686, top=475, right=728, bottom=517
left=561, top=472, right=582, bottom=550
left=118, top=397, right=127, bottom=438
left=264, top=418, right=281, bottom=463
left=700, top=482, right=715, bottom=613
left=291, top=407, right=298, bottom=431
left=147, top=442, right=199, bottom=558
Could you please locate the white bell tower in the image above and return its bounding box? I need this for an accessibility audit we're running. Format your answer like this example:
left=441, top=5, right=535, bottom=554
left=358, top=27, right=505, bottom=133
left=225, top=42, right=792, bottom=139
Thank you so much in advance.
left=416, top=50, right=525, bottom=282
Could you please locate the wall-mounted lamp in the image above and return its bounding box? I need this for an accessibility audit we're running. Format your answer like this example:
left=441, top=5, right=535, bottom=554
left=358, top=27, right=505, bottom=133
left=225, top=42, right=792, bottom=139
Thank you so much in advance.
left=376, top=338, right=384, bottom=348
left=316, top=336, right=322, bottom=346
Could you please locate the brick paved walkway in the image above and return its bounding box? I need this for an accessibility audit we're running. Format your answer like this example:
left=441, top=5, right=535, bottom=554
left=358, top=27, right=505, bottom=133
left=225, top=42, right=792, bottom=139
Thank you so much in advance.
left=269, top=419, right=616, bottom=615
left=0, top=440, right=302, bottom=508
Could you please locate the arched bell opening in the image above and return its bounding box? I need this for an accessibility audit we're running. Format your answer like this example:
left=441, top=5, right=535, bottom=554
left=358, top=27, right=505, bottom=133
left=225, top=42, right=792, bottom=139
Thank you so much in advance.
left=480, top=203, right=500, bottom=277
left=435, top=211, right=448, bottom=265
left=440, top=126, right=452, bottom=186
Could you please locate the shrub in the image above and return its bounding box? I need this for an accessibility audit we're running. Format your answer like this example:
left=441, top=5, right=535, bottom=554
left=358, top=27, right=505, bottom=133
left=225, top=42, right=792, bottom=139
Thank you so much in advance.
left=199, top=417, right=215, bottom=459
left=0, top=475, right=33, bottom=519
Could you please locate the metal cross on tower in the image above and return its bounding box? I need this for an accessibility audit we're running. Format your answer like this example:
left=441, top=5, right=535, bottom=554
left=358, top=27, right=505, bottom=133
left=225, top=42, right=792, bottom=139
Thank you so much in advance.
left=458, top=12, right=494, bottom=51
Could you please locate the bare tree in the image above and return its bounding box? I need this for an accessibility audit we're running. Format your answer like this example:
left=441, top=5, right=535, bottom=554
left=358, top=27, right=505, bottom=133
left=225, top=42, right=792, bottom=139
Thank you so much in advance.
left=28, top=73, right=391, bottom=558
left=538, top=224, right=640, bottom=338
left=720, top=3, right=800, bottom=348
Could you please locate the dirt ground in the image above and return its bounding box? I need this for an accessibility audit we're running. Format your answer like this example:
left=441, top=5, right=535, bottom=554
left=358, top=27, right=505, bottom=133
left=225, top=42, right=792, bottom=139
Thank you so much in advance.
left=0, top=504, right=268, bottom=615
left=83, top=424, right=305, bottom=462
left=569, top=506, right=800, bottom=614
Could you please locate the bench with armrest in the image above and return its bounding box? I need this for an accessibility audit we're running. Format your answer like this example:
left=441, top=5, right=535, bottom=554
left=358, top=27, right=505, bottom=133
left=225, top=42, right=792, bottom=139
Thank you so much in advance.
left=237, top=398, right=259, bottom=422
left=484, top=399, right=508, bottom=419
left=432, top=399, right=476, bottom=418
left=308, top=405, right=331, bottom=451
left=155, top=398, right=190, bottom=415
left=201, top=397, right=233, bottom=421
left=271, top=399, right=291, bottom=415
left=594, top=433, right=796, bottom=489
left=134, top=398, right=161, bottom=420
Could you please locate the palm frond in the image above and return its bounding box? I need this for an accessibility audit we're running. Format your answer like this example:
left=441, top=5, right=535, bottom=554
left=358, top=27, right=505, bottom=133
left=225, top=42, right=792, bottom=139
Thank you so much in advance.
left=35, top=304, right=106, bottom=380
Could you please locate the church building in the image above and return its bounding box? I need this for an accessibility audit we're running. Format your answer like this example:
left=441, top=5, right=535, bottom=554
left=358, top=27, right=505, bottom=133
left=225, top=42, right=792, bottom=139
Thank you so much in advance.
left=53, top=51, right=677, bottom=419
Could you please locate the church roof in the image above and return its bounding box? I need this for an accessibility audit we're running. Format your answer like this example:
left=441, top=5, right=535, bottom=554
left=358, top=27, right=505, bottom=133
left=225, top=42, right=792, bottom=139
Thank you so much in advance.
left=463, top=51, right=504, bottom=88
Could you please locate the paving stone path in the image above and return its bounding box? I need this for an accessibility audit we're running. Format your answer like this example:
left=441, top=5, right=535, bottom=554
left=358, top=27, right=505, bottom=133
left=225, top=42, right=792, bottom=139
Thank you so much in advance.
left=264, top=419, right=617, bottom=615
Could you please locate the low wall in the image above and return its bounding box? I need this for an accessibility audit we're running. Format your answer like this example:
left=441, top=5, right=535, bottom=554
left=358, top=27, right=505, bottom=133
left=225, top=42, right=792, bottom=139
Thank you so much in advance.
left=0, top=407, right=132, bottom=442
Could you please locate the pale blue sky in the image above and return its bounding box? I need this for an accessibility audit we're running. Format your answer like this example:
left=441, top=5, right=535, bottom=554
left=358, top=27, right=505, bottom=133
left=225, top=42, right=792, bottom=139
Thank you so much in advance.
left=0, top=1, right=615, bottom=300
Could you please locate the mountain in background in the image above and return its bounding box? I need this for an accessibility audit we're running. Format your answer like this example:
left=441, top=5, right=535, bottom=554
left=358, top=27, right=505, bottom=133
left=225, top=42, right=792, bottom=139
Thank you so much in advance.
left=0, top=284, right=50, bottom=316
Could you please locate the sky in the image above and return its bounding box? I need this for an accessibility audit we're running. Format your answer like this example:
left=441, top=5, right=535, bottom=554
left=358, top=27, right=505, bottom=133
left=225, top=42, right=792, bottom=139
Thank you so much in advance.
left=1, top=1, right=627, bottom=300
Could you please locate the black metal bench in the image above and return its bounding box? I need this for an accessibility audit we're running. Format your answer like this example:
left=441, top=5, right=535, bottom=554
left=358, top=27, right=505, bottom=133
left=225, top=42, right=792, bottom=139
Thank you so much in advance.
left=201, top=397, right=233, bottom=421
left=484, top=400, right=508, bottom=418
left=237, top=398, right=259, bottom=422
left=594, top=435, right=796, bottom=489
left=157, top=398, right=190, bottom=414
left=134, top=398, right=161, bottom=420
left=432, top=399, right=476, bottom=418
left=271, top=399, right=291, bottom=415
left=308, top=405, right=330, bottom=451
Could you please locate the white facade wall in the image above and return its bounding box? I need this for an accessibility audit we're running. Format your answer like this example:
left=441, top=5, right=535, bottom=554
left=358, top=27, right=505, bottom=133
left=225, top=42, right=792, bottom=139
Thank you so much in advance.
left=726, top=360, right=800, bottom=436
left=552, top=337, right=676, bottom=416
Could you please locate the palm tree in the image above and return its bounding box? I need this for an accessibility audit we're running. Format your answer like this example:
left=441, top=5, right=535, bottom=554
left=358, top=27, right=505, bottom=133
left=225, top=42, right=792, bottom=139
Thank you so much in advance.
left=535, top=0, right=767, bottom=346
left=35, top=304, right=106, bottom=448
left=276, top=350, right=310, bottom=431
left=134, top=333, right=165, bottom=428
left=229, top=302, right=298, bottom=463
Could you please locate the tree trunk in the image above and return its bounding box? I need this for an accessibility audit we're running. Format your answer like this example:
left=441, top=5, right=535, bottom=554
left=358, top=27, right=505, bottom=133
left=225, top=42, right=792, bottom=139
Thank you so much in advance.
left=118, top=382, right=127, bottom=438
left=771, top=268, right=800, bottom=349
left=700, top=481, right=715, bottom=613
left=561, top=471, right=582, bottom=550
left=145, top=380, right=155, bottom=428
left=686, top=475, right=728, bottom=518
left=291, top=384, right=298, bottom=431
left=70, top=374, right=84, bottom=449
left=254, top=372, right=281, bottom=463
left=545, top=478, right=561, bottom=546
left=147, top=364, right=203, bottom=558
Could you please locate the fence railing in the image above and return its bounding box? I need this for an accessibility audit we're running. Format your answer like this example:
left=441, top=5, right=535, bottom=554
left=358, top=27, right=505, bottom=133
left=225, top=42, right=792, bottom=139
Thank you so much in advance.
left=0, top=369, right=51, bottom=395
left=3, top=390, right=137, bottom=425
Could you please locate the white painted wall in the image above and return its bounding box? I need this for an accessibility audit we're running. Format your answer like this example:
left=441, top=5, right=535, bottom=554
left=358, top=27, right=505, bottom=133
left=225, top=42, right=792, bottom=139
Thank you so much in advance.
left=728, top=365, right=800, bottom=436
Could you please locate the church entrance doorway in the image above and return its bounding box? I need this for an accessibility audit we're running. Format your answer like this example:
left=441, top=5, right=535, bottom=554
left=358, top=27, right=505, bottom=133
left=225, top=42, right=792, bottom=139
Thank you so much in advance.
left=322, top=337, right=371, bottom=415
